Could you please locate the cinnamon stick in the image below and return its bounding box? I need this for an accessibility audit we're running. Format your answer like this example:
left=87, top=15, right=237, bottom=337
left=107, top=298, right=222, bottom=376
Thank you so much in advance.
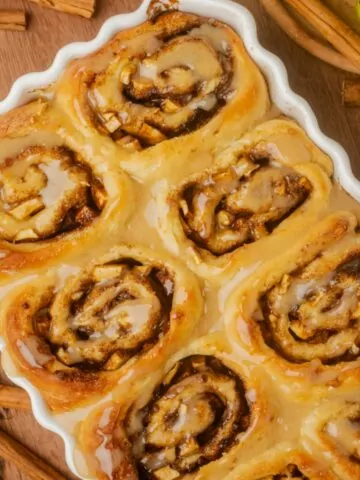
left=283, top=0, right=360, bottom=70
left=30, top=0, right=95, bottom=19
left=0, top=385, right=31, bottom=410
left=342, top=79, right=360, bottom=107
left=0, top=10, right=26, bottom=31
left=0, top=429, right=67, bottom=480
left=261, top=0, right=360, bottom=74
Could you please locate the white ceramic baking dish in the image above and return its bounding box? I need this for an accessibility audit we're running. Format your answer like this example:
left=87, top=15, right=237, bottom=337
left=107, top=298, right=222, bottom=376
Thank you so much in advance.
left=1, top=0, right=360, bottom=478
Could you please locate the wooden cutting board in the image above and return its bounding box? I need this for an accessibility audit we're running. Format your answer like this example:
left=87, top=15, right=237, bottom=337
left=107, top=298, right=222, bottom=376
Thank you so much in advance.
left=0, top=1, right=359, bottom=479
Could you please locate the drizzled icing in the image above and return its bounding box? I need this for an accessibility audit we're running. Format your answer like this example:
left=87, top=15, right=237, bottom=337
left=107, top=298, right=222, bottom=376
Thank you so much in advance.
left=302, top=401, right=360, bottom=480
left=33, top=255, right=175, bottom=370
left=124, top=355, right=250, bottom=479
left=178, top=155, right=311, bottom=256
left=0, top=9, right=360, bottom=480
left=0, top=145, right=105, bottom=243
left=87, top=17, right=236, bottom=151
left=327, top=416, right=360, bottom=460
left=261, top=249, right=360, bottom=364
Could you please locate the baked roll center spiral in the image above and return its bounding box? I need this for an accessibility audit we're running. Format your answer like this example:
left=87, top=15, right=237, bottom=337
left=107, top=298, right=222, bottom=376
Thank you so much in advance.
left=0, top=146, right=105, bottom=243
left=179, top=155, right=311, bottom=256
left=303, top=400, right=360, bottom=479
left=33, top=259, right=174, bottom=371
left=325, top=405, right=360, bottom=464
left=260, top=251, right=360, bottom=364
left=2, top=7, right=360, bottom=479
left=125, top=355, right=250, bottom=479
left=88, top=19, right=234, bottom=150
left=3, top=243, right=202, bottom=410
left=317, top=402, right=360, bottom=473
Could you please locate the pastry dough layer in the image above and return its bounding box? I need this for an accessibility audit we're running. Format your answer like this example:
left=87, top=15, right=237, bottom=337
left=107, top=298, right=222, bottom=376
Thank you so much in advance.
left=54, top=10, right=270, bottom=180
left=78, top=335, right=273, bottom=480
left=0, top=8, right=359, bottom=480
left=226, top=211, right=360, bottom=398
left=159, top=118, right=333, bottom=281
left=0, top=100, right=132, bottom=278
left=1, top=245, right=202, bottom=410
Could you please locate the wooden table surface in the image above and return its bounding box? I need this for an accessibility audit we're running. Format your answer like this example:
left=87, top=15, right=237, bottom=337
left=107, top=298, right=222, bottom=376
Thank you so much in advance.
left=0, top=0, right=359, bottom=479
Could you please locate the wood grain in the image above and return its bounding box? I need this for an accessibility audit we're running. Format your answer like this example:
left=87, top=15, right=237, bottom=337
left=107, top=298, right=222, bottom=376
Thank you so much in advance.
left=0, top=1, right=359, bottom=479
left=0, top=429, right=68, bottom=480
left=29, top=0, right=96, bottom=19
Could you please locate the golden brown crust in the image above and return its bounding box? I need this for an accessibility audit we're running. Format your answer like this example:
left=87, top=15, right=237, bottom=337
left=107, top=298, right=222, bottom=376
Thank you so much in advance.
left=302, top=400, right=360, bottom=480
left=227, top=444, right=339, bottom=479
left=54, top=11, right=270, bottom=180
left=1, top=245, right=203, bottom=410
left=78, top=334, right=273, bottom=480
left=0, top=99, right=132, bottom=278
left=158, top=118, right=333, bottom=282
left=0, top=9, right=359, bottom=480
left=226, top=211, right=360, bottom=397
left=0, top=100, right=48, bottom=138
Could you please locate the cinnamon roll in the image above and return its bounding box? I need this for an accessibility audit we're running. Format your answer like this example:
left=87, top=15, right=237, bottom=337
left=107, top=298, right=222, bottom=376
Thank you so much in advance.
left=1, top=4, right=360, bottom=479
left=302, top=400, right=360, bottom=480
left=55, top=11, right=269, bottom=179
left=1, top=245, right=202, bottom=410
left=0, top=99, right=132, bottom=277
left=227, top=444, right=338, bottom=480
left=226, top=211, right=360, bottom=395
left=159, top=119, right=333, bottom=280
left=78, top=336, right=269, bottom=480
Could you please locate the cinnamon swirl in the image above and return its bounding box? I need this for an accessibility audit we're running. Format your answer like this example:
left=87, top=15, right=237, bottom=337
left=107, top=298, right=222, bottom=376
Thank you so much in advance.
left=159, top=119, right=333, bottom=281
left=78, top=335, right=270, bottom=480
left=226, top=211, right=360, bottom=396
left=302, top=400, right=360, bottom=480
left=0, top=5, right=359, bottom=480
left=1, top=245, right=202, bottom=410
left=54, top=11, right=269, bottom=180
left=0, top=100, right=132, bottom=278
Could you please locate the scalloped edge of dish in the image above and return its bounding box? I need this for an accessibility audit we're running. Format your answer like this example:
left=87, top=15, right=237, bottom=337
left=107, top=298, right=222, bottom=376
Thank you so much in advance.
left=1, top=0, right=359, bottom=478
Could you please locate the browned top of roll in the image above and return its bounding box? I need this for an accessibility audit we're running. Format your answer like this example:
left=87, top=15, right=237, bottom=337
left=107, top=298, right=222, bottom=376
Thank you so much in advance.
left=125, top=355, right=250, bottom=479
left=87, top=11, right=238, bottom=151
left=0, top=145, right=105, bottom=243
left=178, top=153, right=311, bottom=257
left=260, top=248, right=360, bottom=365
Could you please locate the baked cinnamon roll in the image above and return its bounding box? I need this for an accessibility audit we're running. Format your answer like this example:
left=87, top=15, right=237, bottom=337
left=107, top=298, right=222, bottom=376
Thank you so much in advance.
left=227, top=444, right=338, bottom=480
left=1, top=4, right=360, bottom=479
left=78, top=336, right=269, bottom=480
left=55, top=11, right=269, bottom=180
left=302, top=401, right=360, bottom=480
left=1, top=245, right=202, bottom=410
left=226, top=211, right=360, bottom=395
left=0, top=100, right=132, bottom=277
left=159, top=119, right=333, bottom=280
